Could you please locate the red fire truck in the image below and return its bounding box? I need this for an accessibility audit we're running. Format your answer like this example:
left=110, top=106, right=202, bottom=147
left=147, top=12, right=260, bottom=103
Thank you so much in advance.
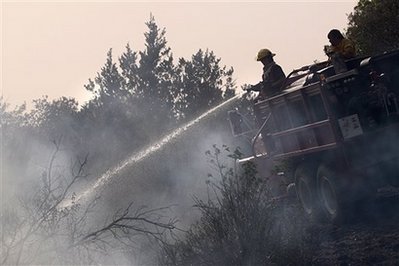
left=229, top=49, right=399, bottom=222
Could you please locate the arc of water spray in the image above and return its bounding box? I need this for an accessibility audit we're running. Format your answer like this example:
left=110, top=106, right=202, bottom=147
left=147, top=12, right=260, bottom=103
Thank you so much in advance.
left=63, top=94, right=241, bottom=207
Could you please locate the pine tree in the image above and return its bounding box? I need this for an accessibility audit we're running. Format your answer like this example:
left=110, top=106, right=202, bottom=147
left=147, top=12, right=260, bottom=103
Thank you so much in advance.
left=174, top=49, right=236, bottom=120
left=85, top=49, right=125, bottom=106
left=119, top=43, right=140, bottom=97
left=137, top=14, right=176, bottom=123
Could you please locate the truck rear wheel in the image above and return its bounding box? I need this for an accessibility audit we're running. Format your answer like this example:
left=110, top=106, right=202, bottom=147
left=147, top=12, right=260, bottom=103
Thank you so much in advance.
left=295, top=163, right=321, bottom=220
left=317, top=165, right=344, bottom=223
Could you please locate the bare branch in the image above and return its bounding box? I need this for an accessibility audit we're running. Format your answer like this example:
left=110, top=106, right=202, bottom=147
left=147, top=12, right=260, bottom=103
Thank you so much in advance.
left=71, top=203, right=177, bottom=249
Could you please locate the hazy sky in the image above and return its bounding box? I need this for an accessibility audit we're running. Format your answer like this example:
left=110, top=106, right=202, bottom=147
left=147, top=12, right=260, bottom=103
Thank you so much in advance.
left=2, top=1, right=358, bottom=107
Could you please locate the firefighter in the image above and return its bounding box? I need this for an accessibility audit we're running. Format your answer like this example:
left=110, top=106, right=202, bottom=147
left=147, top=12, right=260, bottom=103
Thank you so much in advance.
left=325, top=29, right=356, bottom=59
left=324, top=29, right=356, bottom=73
left=250, top=48, right=286, bottom=100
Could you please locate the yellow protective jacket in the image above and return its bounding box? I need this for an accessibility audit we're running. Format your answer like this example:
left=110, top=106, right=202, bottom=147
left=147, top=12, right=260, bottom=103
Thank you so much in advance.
left=332, top=38, right=356, bottom=59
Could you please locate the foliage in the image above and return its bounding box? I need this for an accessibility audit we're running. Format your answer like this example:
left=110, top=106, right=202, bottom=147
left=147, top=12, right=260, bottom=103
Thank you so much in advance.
left=83, top=14, right=236, bottom=127
left=174, top=49, right=236, bottom=120
left=1, top=98, right=31, bottom=161
left=137, top=14, right=176, bottom=121
left=119, top=43, right=140, bottom=96
left=85, top=49, right=126, bottom=105
left=27, top=96, right=80, bottom=145
left=346, top=0, right=399, bottom=55
left=0, top=97, right=29, bottom=128
left=158, top=145, right=311, bottom=265
left=1, top=98, right=35, bottom=186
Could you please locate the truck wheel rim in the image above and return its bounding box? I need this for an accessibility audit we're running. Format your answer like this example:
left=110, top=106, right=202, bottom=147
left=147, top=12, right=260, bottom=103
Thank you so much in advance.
left=298, top=178, right=313, bottom=214
left=319, top=176, right=338, bottom=217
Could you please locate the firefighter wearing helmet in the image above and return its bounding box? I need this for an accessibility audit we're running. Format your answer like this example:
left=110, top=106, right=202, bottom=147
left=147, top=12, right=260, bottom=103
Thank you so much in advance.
left=250, top=48, right=286, bottom=100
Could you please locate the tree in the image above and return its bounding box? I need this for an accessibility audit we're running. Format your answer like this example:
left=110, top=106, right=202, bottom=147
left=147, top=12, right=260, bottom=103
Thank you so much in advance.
left=346, top=0, right=399, bottom=55
left=81, top=48, right=149, bottom=166
left=75, top=16, right=238, bottom=178
left=137, top=14, right=176, bottom=124
left=28, top=96, right=79, bottom=132
left=119, top=43, right=140, bottom=97
left=23, top=96, right=83, bottom=158
left=1, top=98, right=35, bottom=193
left=174, top=49, right=236, bottom=120
left=85, top=49, right=126, bottom=106
left=0, top=97, right=29, bottom=128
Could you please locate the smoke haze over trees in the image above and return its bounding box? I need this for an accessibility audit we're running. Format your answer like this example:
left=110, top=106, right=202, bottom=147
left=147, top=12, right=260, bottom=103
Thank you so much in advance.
left=1, top=15, right=237, bottom=264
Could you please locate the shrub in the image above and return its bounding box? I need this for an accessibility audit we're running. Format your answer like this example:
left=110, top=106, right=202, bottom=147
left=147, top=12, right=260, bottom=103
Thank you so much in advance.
left=158, top=145, right=312, bottom=265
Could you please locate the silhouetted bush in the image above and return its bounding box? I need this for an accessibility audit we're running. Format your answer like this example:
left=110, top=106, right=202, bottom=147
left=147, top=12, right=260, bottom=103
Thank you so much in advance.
left=158, top=145, right=314, bottom=265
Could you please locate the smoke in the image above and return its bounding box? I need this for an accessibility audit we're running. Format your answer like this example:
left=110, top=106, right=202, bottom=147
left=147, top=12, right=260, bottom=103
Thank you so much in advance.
left=85, top=96, right=241, bottom=217
left=1, top=128, right=71, bottom=202
left=68, top=95, right=240, bottom=204
left=1, top=94, right=248, bottom=265
left=5, top=83, right=397, bottom=264
left=1, top=128, right=89, bottom=264
left=78, top=95, right=245, bottom=264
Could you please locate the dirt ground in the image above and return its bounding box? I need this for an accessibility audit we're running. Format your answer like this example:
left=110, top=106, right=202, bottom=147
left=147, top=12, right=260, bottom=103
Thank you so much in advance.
left=308, top=188, right=399, bottom=265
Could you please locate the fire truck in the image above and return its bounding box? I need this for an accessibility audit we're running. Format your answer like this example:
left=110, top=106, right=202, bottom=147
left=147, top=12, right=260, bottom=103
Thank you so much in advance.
left=229, top=49, right=399, bottom=222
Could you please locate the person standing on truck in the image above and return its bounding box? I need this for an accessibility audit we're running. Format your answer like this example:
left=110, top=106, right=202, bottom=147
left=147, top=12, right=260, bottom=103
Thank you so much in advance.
left=325, top=29, right=356, bottom=59
left=324, top=29, right=356, bottom=73
left=250, top=48, right=286, bottom=100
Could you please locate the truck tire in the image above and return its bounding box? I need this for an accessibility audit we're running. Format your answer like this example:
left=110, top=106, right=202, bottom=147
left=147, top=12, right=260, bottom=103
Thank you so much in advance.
left=317, top=165, right=344, bottom=223
left=295, top=163, right=322, bottom=221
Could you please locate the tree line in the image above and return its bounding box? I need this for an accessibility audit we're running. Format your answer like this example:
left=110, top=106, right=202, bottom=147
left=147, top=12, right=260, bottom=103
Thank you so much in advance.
left=1, top=15, right=237, bottom=265
left=2, top=14, right=237, bottom=175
